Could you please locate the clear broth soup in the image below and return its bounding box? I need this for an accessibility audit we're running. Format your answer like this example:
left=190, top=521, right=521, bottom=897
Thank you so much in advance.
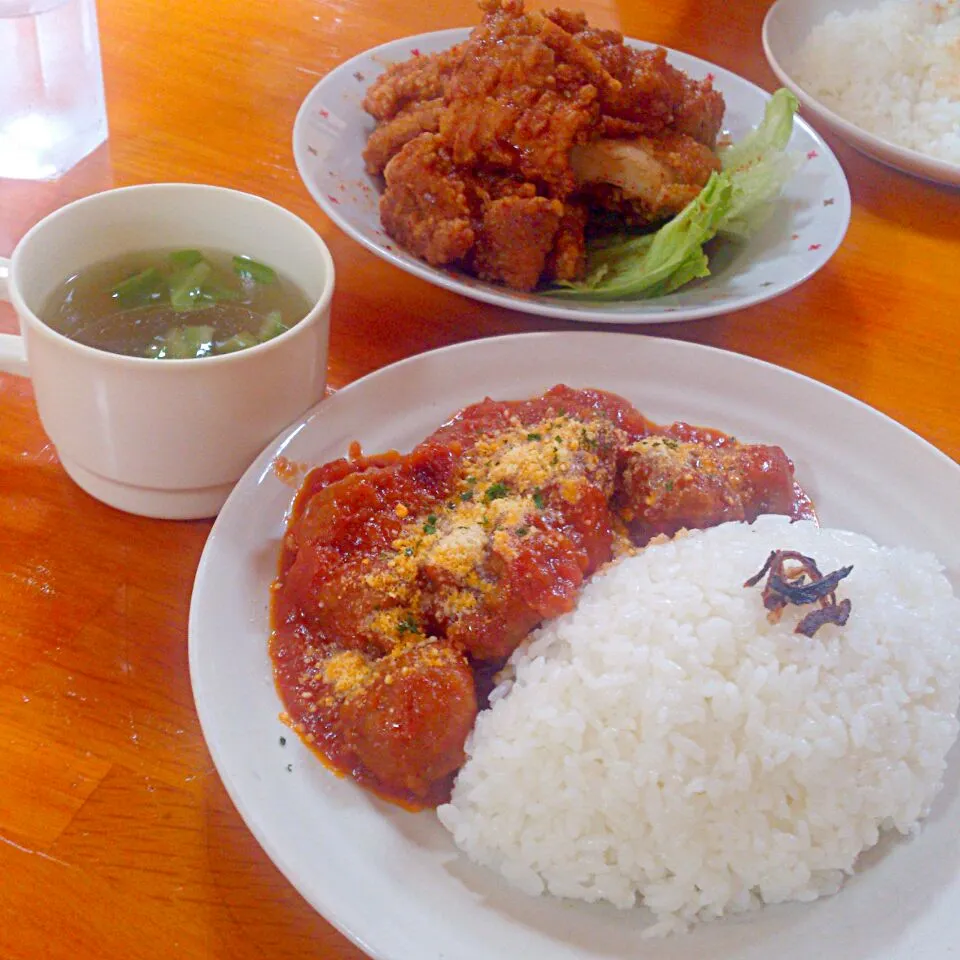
left=41, top=247, right=313, bottom=359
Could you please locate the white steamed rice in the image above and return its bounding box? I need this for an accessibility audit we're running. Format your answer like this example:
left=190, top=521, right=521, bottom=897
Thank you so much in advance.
left=438, top=516, right=960, bottom=936
left=790, top=0, right=960, bottom=164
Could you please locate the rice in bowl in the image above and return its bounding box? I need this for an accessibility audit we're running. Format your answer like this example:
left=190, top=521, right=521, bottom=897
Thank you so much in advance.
left=789, top=0, right=960, bottom=164
left=438, top=516, right=960, bottom=937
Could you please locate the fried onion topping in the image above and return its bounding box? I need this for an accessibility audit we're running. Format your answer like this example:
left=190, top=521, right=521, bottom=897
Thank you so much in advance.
left=744, top=549, right=853, bottom=637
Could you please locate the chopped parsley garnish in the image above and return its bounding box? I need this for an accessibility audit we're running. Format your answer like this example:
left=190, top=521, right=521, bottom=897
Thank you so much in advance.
left=423, top=514, right=438, bottom=534
left=665, top=480, right=674, bottom=492
left=662, top=438, right=679, bottom=450
left=516, top=526, right=529, bottom=537
left=460, top=489, right=473, bottom=502
left=526, top=432, right=542, bottom=441
left=397, top=612, right=420, bottom=635
left=484, top=482, right=508, bottom=502
left=580, top=428, right=597, bottom=450
left=532, top=489, right=544, bottom=510
left=466, top=475, right=477, bottom=485
left=404, top=547, right=414, bottom=557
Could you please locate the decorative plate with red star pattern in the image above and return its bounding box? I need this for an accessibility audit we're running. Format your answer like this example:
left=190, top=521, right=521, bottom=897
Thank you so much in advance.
left=294, top=29, right=851, bottom=324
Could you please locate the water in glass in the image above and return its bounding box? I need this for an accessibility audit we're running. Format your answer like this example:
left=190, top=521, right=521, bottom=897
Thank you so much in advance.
left=0, top=0, right=108, bottom=180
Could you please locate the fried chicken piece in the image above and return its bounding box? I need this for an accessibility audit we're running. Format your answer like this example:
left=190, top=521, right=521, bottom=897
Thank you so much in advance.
left=570, top=130, right=720, bottom=226
left=431, top=527, right=592, bottom=660
left=340, top=641, right=478, bottom=800
left=379, top=132, right=583, bottom=288
left=589, top=40, right=686, bottom=133
left=362, top=99, right=444, bottom=175
left=675, top=75, right=727, bottom=149
left=439, top=0, right=619, bottom=196
left=277, top=441, right=462, bottom=655
left=471, top=195, right=565, bottom=289
left=362, top=42, right=466, bottom=122
left=542, top=6, right=590, bottom=35
left=544, top=199, right=588, bottom=282
left=545, top=12, right=726, bottom=148
left=413, top=412, right=622, bottom=660
left=379, top=132, right=576, bottom=287
left=617, top=435, right=802, bottom=544
left=461, top=172, right=584, bottom=285
left=380, top=133, right=474, bottom=265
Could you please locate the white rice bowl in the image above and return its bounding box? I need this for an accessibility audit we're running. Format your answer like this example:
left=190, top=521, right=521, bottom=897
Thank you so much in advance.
left=789, top=0, right=960, bottom=164
left=438, top=516, right=960, bottom=937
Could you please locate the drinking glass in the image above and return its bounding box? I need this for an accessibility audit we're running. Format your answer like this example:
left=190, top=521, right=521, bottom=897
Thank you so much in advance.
left=0, top=0, right=108, bottom=180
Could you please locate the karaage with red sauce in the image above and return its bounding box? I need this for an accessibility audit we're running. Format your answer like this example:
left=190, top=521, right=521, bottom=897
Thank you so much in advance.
left=270, top=386, right=813, bottom=808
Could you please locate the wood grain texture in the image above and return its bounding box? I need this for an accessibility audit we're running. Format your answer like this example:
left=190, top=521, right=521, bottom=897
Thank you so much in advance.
left=0, top=0, right=958, bottom=957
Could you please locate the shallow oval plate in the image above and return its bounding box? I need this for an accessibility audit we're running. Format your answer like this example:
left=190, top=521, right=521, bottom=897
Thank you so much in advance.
left=763, top=0, right=960, bottom=188
left=191, top=331, right=960, bottom=960
left=293, top=29, right=851, bottom=324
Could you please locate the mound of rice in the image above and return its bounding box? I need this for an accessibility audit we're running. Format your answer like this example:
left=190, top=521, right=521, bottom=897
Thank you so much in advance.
left=790, top=0, right=960, bottom=164
left=438, top=516, right=960, bottom=936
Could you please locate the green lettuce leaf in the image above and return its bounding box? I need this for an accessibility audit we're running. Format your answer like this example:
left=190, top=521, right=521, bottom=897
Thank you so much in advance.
left=546, top=88, right=799, bottom=301
left=717, top=88, right=800, bottom=240
left=548, top=173, right=731, bottom=301
left=720, top=88, right=798, bottom=174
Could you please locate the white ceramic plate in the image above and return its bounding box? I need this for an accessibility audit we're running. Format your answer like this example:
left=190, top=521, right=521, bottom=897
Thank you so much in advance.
left=763, top=0, right=960, bottom=188
left=190, top=332, right=960, bottom=960
left=293, top=30, right=851, bottom=324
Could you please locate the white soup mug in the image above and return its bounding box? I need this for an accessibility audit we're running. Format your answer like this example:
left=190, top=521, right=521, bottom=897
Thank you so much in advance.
left=0, top=183, right=334, bottom=519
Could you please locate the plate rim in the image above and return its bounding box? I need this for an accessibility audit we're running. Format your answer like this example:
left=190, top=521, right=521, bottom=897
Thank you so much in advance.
left=761, top=0, right=960, bottom=189
left=292, top=27, right=852, bottom=324
left=189, top=330, right=960, bottom=960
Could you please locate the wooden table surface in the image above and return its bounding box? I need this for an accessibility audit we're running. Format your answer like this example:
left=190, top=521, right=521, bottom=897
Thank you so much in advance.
left=1, top=0, right=958, bottom=956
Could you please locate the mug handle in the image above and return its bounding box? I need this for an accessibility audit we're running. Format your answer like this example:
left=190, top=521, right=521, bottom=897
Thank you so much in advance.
left=0, top=256, right=30, bottom=377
